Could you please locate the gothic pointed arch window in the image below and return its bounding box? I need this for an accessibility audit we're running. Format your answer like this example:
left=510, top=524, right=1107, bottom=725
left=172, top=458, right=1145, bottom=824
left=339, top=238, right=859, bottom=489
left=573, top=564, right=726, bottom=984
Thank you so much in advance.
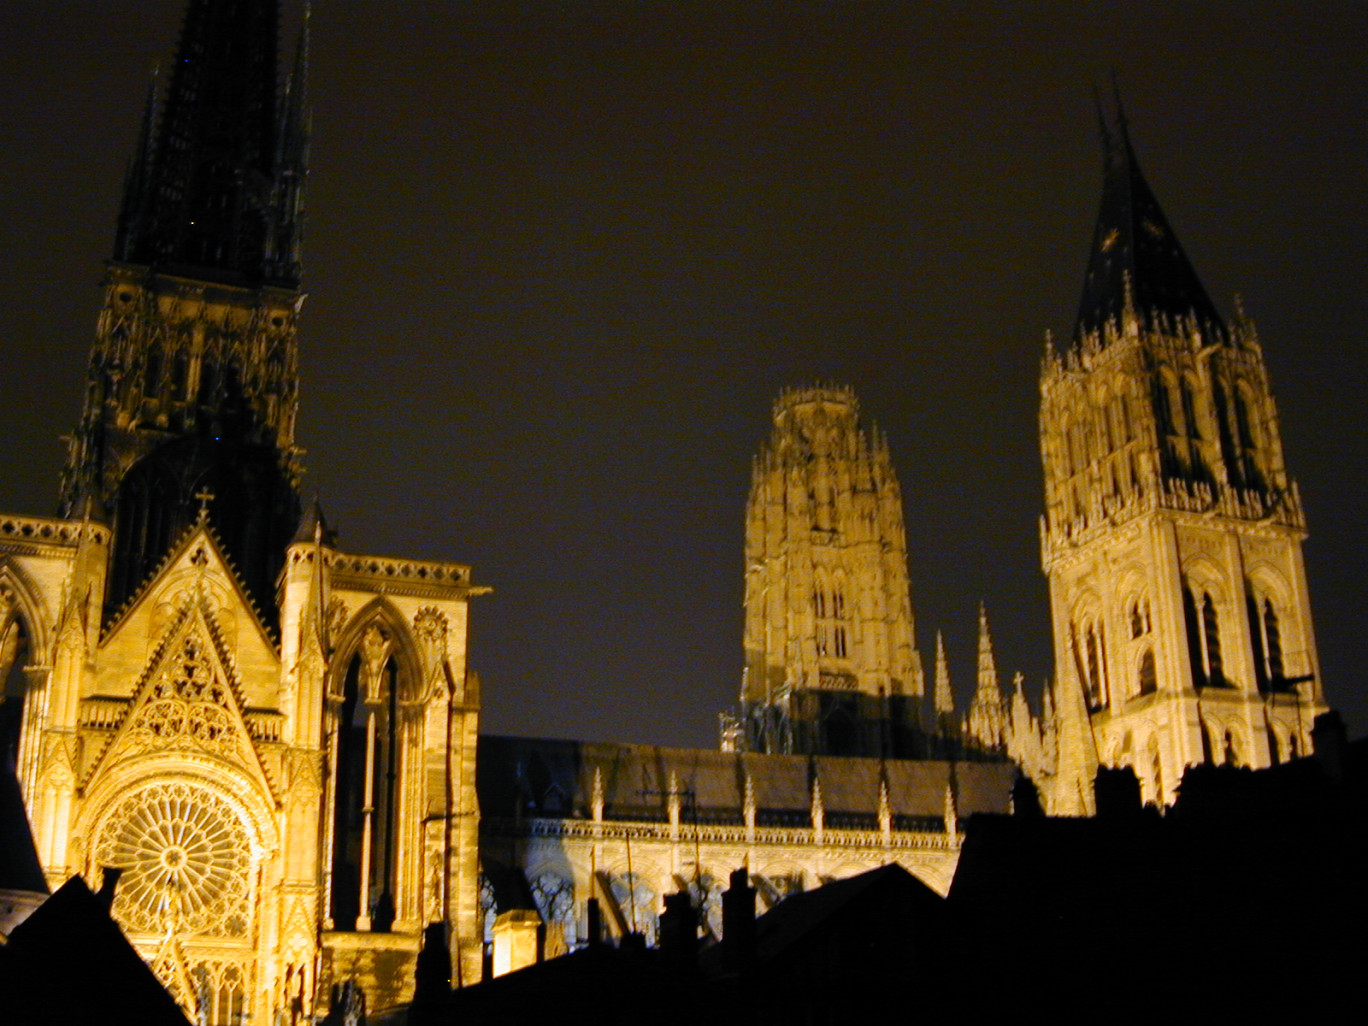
left=326, top=619, right=417, bottom=933
left=1129, top=596, right=1151, bottom=639
left=144, top=342, right=164, bottom=399
left=0, top=598, right=32, bottom=768
left=1152, top=374, right=1175, bottom=437
left=1234, top=382, right=1263, bottom=486
left=1180, top=375, right=1201, bottom=440
left=1248, top=585, right=1286, bottom=694
left=1202, top=594, right=1224, bottom=686
left=1072, top=613, right=1109, bottom=710
left=198, top=355, right=219, bottom=405
left=172, top=347, right=190, bottom=400
left=1137, top=648, right=1156, bottom=696
left=1263, top=600, right=1284, bottom=685
left=831, top=577, right=848, bottom=659
left=1183, top=580, right=1226, bottom=689
left=1234, top=382, right=1258, bottom=450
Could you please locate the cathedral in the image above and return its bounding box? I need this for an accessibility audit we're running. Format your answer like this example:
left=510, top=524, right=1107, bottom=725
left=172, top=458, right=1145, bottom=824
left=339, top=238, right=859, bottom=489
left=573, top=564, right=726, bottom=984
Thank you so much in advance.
left=1, top=3, right=483, bottom=1021
left=0, top=1, right=1337, bottom=1021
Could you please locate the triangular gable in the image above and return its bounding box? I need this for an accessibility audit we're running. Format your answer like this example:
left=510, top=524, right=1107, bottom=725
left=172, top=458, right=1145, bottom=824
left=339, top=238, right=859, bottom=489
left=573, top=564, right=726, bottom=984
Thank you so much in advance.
left=85, top=596, right=278, bottom=802
left=102, top=520, right=279, bottom=655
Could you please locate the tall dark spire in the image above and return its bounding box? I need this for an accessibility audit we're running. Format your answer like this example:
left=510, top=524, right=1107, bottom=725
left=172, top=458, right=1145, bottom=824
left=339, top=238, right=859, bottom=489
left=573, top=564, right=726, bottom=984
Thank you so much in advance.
left=1073, top=99, right=1227, bottom=345
left=115, top=0, right=304, bottom=288
left=63, top=0, right=308, bottom=633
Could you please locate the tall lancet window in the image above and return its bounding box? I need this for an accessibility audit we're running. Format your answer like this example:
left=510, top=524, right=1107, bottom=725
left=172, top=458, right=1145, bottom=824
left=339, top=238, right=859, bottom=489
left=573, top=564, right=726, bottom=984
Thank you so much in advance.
left=0, top=604, right=32, bottom=768
left=1202, top=596, right=1224, bottom=685
left=1263, top=600, right=1284, bottom=684
left=329, top=623, right=406, bottom=932
left=1249, top=590, right=1286, bottom=693
left=1184, top=583, right=1224, bottom=688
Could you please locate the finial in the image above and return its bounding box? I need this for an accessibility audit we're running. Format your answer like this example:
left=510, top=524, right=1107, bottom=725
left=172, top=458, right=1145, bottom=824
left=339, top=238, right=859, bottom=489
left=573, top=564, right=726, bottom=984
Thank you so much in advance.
left=1110, top=69, right=1131, bottom=142
left=193, top=487, right=215, bottom=523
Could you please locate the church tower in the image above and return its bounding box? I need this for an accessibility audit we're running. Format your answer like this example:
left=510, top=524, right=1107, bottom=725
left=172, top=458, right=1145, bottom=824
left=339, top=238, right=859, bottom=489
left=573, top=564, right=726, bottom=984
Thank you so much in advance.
left=1, top=3, right=487, bottom=1020
left=739, top=386, right=924, bottom=756
left=1039, top=107, right=1327, bottom=811
left=59, top=0, right=308, bottom=631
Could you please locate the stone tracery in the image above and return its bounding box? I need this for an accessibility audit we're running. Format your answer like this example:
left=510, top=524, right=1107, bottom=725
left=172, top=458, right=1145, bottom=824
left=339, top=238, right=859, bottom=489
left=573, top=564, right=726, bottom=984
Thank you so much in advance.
left=128, top=633, right=239, bottom=757
left=93, top=779, right=253, bottom=937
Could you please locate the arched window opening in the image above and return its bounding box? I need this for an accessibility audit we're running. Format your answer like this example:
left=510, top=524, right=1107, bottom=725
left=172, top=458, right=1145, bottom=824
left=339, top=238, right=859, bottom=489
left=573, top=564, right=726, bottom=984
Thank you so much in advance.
left=328, top=629, right=404, bottom=933
left=1213, top=381, right=1240, bottom=483
left=1129, top=598, right=1151, bottom=639
left=144, top=344, right=163, bottom=398
left=1235, top=388, right=1257, bottom=449
left=1137, top=649, right=1156, bottom=696
left=1202, top=595, right=1224, bottom=686
left=198, top=357, right=219, bottom=405
left=1247, top=590, right=1268, bottom=694
left=1180, top=377, right=1200, bottom=439
left=0, top=612, right=32, bottom=766
left=1183, top=585, right=1207, bottom=689
left=172, top=348, right=190, bottom=400
left=1263, top=600, right=1284, bottom=686
left=1079, top=622, right=1108, bottom=710
left=1085, top=628, right=1101, bottom=707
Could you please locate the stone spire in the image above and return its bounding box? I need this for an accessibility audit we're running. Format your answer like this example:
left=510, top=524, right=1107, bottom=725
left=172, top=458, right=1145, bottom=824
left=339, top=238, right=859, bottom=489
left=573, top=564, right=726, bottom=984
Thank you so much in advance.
left=933, top=630, right=954, bottom=717
left=113, top=0, right=305, bottom=288
left=61, top=0, right=308, bottom=631
left=1072, top=95, right=1226, bottom=347
left=966, top=604, right=1006, bottom=751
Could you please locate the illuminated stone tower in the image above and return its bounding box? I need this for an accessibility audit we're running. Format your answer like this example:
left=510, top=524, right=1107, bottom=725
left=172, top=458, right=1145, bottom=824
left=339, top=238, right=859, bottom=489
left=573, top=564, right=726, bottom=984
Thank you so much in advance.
left=1039, top=109, right=1327, bottom=811
left=740, top=386, right=924, bottom=756
left=1, top=2, right=486, bottom=1020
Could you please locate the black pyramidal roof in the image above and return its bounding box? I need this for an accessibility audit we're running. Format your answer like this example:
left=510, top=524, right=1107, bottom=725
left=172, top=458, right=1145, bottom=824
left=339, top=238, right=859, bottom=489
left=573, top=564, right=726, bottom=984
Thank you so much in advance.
left=1073, top=106, right=1227, bottom=345
left=114, top=0, right=307, bottom=288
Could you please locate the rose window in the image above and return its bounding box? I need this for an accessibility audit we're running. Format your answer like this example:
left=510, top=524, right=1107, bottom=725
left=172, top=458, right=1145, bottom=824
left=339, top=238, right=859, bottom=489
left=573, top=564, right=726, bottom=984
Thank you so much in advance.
left=93, top=781, right=253, bottom=937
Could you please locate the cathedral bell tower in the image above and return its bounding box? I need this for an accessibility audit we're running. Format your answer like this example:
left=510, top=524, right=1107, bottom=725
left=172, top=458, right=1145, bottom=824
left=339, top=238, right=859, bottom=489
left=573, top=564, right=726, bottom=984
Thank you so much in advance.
left=738, top=386, right=924, bottom=757
left=1039, top=106, right=1327, bottom=810
left=60, top=0, right=309, bottom=631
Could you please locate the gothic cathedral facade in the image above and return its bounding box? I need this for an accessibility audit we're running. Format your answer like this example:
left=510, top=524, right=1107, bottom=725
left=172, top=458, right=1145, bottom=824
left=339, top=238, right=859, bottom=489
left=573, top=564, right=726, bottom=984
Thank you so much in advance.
left=1038, top=111, right=1327, bottom=812
left=0, top=3, right=484, bottom=1021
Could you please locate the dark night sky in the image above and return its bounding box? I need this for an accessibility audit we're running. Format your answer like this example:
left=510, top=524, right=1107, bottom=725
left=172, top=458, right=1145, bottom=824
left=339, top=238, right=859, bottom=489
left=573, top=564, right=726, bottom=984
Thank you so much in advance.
left=1, top=2, right=1365, bottom=745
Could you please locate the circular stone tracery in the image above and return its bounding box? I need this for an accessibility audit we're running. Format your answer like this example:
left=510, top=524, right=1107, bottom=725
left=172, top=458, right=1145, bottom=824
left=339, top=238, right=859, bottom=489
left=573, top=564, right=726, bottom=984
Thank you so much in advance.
left=93, top=780, right=253, bottom=937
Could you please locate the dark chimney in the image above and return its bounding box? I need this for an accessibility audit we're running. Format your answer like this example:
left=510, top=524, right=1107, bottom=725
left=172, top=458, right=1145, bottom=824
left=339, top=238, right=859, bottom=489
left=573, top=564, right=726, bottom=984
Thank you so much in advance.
left=585, top=897, right=603, bottom=948
left=721, top=868, right=757, bottom=976
left=97, top=866, right=124, bottom=910
left=658, top=890, right=696, bottom=971
left=1093, top=765, right=1142, bottom=818
left=1311, top=710, right=1347, bottom=781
